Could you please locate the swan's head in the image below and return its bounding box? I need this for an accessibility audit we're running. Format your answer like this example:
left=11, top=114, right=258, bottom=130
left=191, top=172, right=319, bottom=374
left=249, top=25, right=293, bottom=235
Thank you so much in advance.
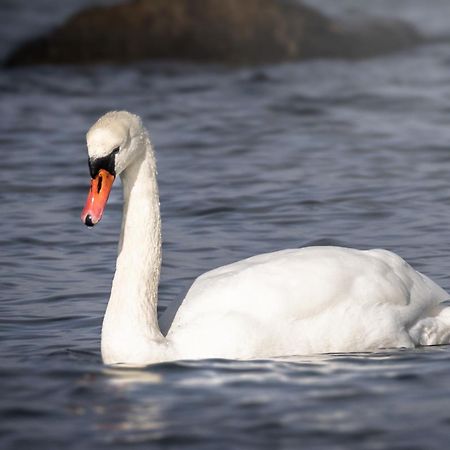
left=81, top=111, right=144, bottom=227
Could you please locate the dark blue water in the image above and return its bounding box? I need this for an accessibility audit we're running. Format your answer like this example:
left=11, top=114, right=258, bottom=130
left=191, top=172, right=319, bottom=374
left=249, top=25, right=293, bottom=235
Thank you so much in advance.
left=1, top=1, right=450, bottom=449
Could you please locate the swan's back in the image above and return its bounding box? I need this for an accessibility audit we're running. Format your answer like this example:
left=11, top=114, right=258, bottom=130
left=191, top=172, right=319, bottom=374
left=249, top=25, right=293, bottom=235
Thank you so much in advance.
left=167, top=247, right=449, bottom=359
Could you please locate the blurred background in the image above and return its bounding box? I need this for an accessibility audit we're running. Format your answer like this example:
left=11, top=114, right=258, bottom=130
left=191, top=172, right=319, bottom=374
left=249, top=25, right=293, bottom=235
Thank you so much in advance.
left=1, top=1, right=450, bottom=449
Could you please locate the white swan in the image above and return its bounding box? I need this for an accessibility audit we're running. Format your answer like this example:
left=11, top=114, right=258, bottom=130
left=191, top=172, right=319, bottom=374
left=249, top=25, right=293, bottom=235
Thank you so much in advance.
left=81, top=111, right=450, bottom=366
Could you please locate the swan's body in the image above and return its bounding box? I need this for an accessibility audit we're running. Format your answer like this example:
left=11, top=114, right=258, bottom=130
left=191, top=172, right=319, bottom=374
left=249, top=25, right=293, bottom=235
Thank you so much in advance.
left=81, top=111, right=450, bottom=366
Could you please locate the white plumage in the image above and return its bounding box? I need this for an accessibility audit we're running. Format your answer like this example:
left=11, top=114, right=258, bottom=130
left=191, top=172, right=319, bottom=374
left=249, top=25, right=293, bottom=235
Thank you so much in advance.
left=82, top=111, right=450, bottom=366
left=169, top=247, right=450, bottom=360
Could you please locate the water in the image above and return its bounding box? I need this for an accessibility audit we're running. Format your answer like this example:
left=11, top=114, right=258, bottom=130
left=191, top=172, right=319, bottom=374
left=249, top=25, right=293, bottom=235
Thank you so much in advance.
left=1, top=1, right=450, bottom=449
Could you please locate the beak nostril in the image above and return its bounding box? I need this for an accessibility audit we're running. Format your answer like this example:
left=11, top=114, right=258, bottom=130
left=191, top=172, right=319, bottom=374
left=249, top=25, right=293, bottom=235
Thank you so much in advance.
left=85, top=214, right=94, bottom=227
left=97, top=175, right=103, bottom=194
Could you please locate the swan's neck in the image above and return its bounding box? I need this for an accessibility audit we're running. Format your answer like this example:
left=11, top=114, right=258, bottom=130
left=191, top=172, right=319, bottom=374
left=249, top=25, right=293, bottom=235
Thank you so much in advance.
left=101, top=138, right=168, bottom=365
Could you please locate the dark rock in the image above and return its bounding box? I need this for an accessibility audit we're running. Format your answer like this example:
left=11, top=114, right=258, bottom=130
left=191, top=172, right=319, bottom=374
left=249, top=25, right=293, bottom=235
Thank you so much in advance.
left=5, top=0, right=423, bottom=67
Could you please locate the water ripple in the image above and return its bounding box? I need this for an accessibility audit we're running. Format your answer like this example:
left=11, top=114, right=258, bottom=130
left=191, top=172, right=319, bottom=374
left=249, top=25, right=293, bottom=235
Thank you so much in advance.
left=2, top=2, right=450, bottom=449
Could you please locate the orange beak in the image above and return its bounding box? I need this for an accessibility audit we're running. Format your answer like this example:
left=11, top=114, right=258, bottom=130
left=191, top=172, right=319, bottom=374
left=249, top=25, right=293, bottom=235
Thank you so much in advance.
left=81, top=169, right=115, bottom=227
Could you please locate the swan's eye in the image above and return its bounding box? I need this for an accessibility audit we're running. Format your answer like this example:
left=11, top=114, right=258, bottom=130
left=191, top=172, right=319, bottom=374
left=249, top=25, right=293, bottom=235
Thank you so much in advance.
left=112, top=147, right=120, bottom=155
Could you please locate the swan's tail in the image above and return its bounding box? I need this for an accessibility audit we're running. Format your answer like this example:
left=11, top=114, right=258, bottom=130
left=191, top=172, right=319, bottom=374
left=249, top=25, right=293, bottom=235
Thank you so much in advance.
left=409, top=300, right=450, bottom=346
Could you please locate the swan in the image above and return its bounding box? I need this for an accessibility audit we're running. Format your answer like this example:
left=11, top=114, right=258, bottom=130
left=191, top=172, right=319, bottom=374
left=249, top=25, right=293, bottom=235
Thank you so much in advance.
left=81, top=111, right=450, bottom=366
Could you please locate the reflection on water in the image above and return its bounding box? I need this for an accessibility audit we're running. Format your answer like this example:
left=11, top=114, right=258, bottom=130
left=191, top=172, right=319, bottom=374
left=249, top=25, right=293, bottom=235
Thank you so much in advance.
left=58, top=350, right=450, bottom=448
left=2, top=1, right=450, bottom=449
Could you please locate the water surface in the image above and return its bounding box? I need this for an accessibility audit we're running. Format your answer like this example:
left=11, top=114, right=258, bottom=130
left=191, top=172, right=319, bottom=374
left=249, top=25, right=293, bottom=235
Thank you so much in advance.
left=1, top=1, right=450, bottom=449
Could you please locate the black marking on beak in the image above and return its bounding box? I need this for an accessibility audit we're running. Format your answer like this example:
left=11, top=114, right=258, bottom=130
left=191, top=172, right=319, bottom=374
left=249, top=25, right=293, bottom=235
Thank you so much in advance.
left=85, top=214, right=94, bottom=227
left=89, top=149, right=118, bottom=178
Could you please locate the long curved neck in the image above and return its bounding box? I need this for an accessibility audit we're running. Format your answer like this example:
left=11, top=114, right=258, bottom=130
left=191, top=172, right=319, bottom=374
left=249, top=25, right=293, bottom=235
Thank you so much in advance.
left=101, top=136, right=168, bottom=365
